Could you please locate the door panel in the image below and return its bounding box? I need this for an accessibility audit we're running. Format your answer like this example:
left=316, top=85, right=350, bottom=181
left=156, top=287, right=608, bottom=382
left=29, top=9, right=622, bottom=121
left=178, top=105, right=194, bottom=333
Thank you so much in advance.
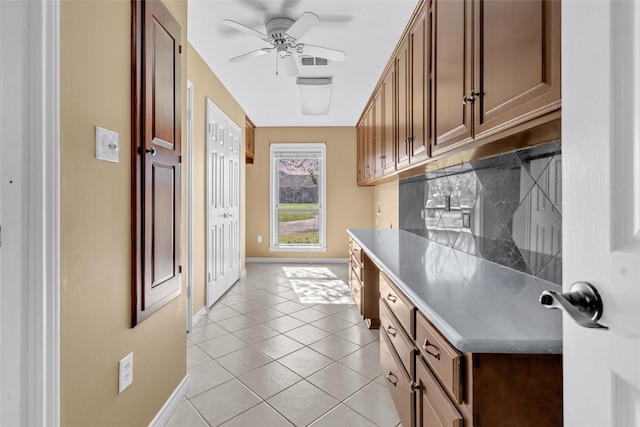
left=206, top=99, right=240, bottom=307
left=396, top=41, right=410, bottom=170
left=382, top=68, right=396, bottom=174
left=410, top=9, right=429, bottom=163
left=133, top=0, right=181, bottom=325
left=563, top=1, right=640, bottom=425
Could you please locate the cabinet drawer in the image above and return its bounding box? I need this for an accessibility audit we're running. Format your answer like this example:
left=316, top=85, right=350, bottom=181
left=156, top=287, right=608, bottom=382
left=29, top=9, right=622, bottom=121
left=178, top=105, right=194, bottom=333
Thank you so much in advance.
left=416, top=355, right=463, bottom=427
left=379, top=272, right=415, bottom=338
left=416, top=311, right=462, bottom=404
left=349, top=239, right=363, bottom=263
left=379, top=299, right=414, bottom=376
left=350, top=254, right=363, bottom=281
left=380, top=328, right=414, bottom=427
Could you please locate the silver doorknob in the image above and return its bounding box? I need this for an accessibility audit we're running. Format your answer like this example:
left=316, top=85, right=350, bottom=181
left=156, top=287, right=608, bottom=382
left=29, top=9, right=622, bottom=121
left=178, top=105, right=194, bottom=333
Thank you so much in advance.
left=145, top=147, right=157, bottom=156
left=539, top=282, right=608, bottom=329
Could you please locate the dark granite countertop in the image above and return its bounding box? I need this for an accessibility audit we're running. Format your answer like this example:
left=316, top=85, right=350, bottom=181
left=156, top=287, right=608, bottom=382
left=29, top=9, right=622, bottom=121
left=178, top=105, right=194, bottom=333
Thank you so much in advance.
left=348, top=228, right=562, bottom=354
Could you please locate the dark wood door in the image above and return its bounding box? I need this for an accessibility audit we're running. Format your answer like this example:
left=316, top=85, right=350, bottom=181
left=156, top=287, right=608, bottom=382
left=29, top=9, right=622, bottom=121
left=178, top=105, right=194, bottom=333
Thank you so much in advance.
left=363, top=105, right=374, bottom=183
left=409, top=8, right=430, bottom=164
left=373, top=88, right=384, bottom=179
left=395, top=40, right=410, bottom=170
left=474, top=0, right=561, bottom=138
left=432, top=0, right=473, bottom=155
left=382, top=67, right=396, bottom=175
left=132, top=0, right=182, bottom=326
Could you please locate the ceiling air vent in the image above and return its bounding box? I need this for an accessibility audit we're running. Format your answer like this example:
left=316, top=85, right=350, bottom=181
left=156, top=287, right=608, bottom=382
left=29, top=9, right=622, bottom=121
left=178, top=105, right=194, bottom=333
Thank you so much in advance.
left=300, top=56, right=329, bottom=66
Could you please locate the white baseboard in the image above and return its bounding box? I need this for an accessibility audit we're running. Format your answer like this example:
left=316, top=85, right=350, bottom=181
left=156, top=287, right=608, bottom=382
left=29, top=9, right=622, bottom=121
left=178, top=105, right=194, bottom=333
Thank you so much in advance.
left=246, top=257, right=348, bottom=264
left=149, top=374, right=190, bottom=427
left=192, top=306, right=207, bottom=329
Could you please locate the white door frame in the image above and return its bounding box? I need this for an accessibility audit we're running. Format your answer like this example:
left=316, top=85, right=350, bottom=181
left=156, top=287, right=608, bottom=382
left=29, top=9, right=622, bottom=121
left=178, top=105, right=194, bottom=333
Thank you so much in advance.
left=186, top=80, right=194, bottom=332
left=0, top=0, right=60, bottom=426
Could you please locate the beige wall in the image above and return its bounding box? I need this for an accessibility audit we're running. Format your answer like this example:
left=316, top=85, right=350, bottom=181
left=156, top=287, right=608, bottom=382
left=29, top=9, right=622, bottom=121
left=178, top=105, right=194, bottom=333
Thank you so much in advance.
left=374, top=181, right=399, bottom=229
left=60, top=1, right=187, bottom=425
left=246, top=127, right=375, bottom=258
left=187, top=44, right=246, bottom=314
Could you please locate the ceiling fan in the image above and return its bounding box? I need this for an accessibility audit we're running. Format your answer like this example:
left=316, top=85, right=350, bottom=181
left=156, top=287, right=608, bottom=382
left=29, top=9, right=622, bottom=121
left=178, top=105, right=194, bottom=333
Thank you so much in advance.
left=222, top=12, right=347, bottom=76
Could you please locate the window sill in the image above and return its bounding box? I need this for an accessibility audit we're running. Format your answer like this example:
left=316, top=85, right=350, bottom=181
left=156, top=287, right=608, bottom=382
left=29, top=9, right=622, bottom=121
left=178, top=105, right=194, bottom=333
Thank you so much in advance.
left=269, top=246, right=327, bottom=253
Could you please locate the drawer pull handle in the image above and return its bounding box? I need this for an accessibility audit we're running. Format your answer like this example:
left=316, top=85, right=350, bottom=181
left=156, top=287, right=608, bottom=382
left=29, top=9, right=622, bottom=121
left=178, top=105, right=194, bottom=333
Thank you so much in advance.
left=386, top=372, right=398, bottom=386
left=423, top=340, right=441, bottom=360
left=386, top=294, right=398, bottom=303
left=386, top=325, right=397, bottom=337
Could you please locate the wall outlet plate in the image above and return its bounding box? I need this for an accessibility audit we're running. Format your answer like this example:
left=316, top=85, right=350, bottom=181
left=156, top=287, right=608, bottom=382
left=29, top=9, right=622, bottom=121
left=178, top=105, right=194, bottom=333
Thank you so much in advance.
left=96, top=126, right=119, bottom=163
left=119, top=352, right=133, bottom=393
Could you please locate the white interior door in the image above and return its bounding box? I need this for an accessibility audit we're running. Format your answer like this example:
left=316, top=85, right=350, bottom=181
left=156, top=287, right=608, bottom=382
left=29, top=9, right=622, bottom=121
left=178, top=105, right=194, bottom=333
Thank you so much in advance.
left=205, top=99, right=240, bottom=307
left=563, top=1, right=640, bottom=425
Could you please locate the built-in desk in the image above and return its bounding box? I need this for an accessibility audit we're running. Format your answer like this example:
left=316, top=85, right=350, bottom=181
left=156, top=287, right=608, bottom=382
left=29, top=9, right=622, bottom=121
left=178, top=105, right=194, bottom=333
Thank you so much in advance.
left=347, top=228, right=563, bottom=426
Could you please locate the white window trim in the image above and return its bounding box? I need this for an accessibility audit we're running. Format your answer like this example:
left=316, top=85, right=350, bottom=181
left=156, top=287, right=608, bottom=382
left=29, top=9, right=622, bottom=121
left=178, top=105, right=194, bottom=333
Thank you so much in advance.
left=269, top=143, right=327, bottom=252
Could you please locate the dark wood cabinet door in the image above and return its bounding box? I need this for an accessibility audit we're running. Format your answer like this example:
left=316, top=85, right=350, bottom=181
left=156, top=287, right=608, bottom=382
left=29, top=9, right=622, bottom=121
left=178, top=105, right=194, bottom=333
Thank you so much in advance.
left=432, top=0, right=473, bottom=155
left=409, top=8, right=430, bottom=164
left=363, top=105, right=375, bottom=183
left=396, top=41, right=410, bottom=170
left=356, top=123, right=365, bottom=185
left=382, top=68, right=396, bottom=174
left=474, top=0, right=561, bottom=137
left=132, top=0, right=182, bottom=325
left=374, top=88, right=384, bottom=178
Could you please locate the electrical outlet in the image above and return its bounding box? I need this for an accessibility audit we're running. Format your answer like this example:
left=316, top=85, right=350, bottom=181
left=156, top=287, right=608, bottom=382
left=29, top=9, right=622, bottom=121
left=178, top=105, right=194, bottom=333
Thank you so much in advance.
left=119, top=352, right=133, bottom=393
left=257, top=235, right=262, bottom=243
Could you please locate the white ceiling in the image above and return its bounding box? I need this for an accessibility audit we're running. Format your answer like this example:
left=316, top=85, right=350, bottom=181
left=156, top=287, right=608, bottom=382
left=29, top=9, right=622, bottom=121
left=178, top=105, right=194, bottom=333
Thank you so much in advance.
left=188, top=0, right=419, bottom=127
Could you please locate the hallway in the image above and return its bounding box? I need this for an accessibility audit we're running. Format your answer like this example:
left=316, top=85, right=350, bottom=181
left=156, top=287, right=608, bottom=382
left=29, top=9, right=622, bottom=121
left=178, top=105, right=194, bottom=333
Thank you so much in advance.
left=168, top=263, right=401, bottom=426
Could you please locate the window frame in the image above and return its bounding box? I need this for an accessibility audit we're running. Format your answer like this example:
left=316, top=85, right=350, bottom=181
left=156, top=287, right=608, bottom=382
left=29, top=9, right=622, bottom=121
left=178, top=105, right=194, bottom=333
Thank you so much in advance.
left=269, top=143, right=327, bottom=252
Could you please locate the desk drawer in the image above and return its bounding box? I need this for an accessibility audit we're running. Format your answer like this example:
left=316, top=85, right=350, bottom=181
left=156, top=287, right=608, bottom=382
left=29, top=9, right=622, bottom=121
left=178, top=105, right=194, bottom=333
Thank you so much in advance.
left=380, top=328, right=414, bottom=427
left=349, top=238, right=363, bottom=263
left=416, top=311, right=462, bottom=404
left=350, top=254, right=363, bottom=281
left=379, top=272, right=415, bottom=338
left=379, top=299, right=414, bottom=376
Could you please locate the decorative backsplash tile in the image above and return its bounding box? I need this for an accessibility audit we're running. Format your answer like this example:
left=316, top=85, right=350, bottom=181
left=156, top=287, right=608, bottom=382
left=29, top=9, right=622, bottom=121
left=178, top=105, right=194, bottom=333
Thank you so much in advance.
left=399, top=140, right=562, bottom=285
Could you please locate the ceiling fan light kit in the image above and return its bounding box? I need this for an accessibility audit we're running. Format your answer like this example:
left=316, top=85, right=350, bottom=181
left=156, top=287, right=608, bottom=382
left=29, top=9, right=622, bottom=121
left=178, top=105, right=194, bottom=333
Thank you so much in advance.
left=297, top=77, right=332, bottom=115
left=222, top=11, right=346, bottom=77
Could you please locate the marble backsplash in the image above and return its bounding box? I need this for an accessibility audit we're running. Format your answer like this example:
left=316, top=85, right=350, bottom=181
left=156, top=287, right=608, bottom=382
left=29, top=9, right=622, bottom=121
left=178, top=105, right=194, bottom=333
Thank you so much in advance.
left=399, top=141, right=562, bottom=285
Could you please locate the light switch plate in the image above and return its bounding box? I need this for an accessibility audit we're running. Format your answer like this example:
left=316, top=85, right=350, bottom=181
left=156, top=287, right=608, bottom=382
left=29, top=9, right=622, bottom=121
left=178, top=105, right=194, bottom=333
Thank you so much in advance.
left=96, top=126, right=119, bottom=163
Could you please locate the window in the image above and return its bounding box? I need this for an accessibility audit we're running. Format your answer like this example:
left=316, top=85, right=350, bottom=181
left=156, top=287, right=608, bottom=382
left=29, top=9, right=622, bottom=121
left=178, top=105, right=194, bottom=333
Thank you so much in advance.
left=270, top=143, right=326, bottom=252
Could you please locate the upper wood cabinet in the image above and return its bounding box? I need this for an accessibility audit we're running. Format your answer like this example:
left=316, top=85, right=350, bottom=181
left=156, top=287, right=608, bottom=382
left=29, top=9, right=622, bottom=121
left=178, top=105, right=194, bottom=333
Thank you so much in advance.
left=408, top=7, right=430, bottom=164
left=245, top=116, right=255, bottom=164
left=382, top=68, right=396, bottom=174
left=356, top=0, right=561, bottom=186
left=432, top=0, right=561, bottom=155
left=473, top=0, right=561, bottom=138
left=431, top=0, right=474, bottom=153
left=395, top=40, right=411, bottom=170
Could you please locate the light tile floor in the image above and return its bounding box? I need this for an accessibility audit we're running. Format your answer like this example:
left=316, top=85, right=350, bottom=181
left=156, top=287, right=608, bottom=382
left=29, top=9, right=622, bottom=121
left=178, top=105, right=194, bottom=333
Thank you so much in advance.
left=167, top=263, right=401, bottom=427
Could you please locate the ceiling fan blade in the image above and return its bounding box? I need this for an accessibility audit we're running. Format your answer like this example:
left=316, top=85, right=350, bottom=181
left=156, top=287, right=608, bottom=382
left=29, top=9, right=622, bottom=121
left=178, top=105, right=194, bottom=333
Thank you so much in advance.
left=300, top=44, right=346, bottom=62
left=222, top=19, right=268, bottom=41
left=285, top=12, right=319, bottom=41
left=229, top=48, right=273, bottom=63
left=281, top=54, right=299, bottom=76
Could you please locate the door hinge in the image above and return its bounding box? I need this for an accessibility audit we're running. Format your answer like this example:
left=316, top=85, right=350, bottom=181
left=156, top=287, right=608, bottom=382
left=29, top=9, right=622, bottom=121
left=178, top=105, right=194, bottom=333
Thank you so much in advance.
left=178, top=155, right=182, bottom=164
left=208, top=272, right=212, bottom=282
left=179, top=265, right=182, bottom=273
left=179, top=45, right=182, bottom=54
left=187, top=286, right=191, bottom=298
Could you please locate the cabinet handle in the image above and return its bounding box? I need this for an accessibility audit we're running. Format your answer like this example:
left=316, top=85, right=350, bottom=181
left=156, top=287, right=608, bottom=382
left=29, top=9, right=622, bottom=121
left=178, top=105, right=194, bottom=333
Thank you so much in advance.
left=462, top=91, right=483, bottom=105
left=386, top=371, right=398, bottom=386
left=386, top=325, right=397, bottom=337
left=423, top=340, right=441, bottom=360
left=386, top=293, right=398, bottom=303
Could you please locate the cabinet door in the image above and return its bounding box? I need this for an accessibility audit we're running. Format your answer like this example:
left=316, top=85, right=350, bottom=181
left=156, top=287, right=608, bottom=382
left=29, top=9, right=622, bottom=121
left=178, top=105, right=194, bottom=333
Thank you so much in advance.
left=432, top=0, right=473, bottom=154
left=382, top=68, right=396, bottom=174
left=356, top=122, right=365, bottom=185
left=364, top=106, right=375, bottom=182
left=409, top=8, right=430, bottom=164
left=416, top=356, right=464, bottom=427
left=374, top=88, right=385, bottom=178
left=395, top=40, right=411, bottom=170
left=474, top=0, right=561, bottom=137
